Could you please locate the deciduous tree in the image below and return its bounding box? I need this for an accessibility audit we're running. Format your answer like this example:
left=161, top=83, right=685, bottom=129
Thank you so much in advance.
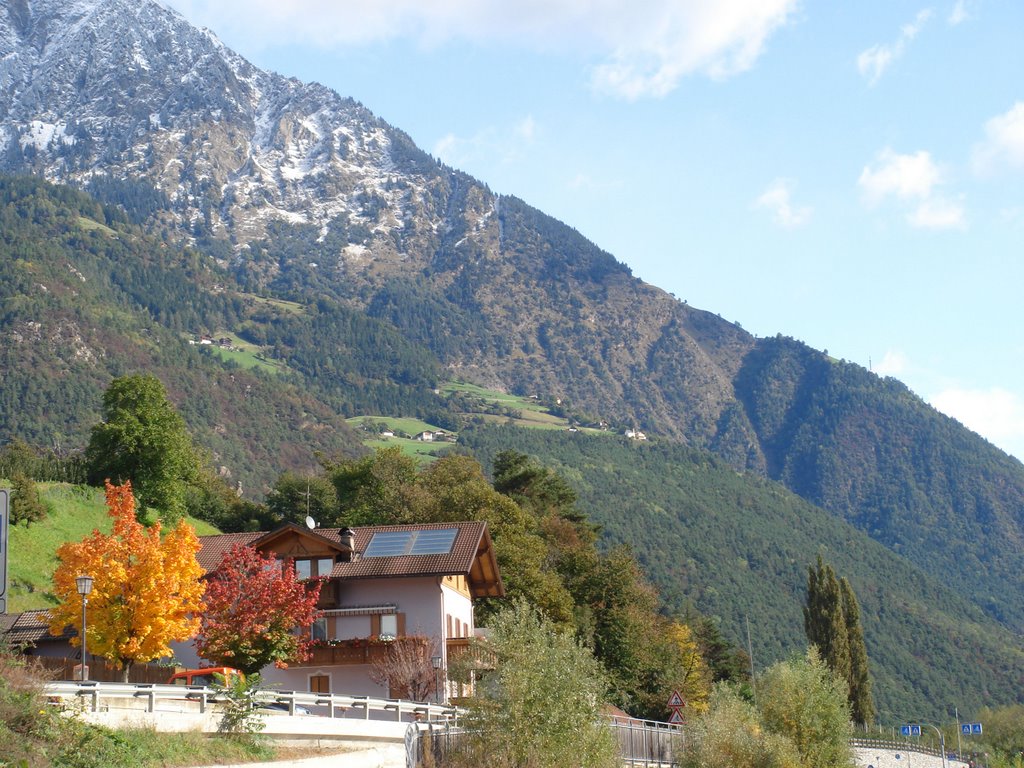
left=85, top=374, right=201, bottom=521
left=49, top=481, right=205, bottom=680
left=840, top=577, right=874, bottom=726
left=758, top=648, right=854, bottom=768
left=804, top=556, right=874, bottom=726
left=804, top=555, right=850, bottom=689
left=195, top=544, right=322, bottom=675
left=368, top=636, right=437, bottom=702
left=456, top=601, right=619, bottom=768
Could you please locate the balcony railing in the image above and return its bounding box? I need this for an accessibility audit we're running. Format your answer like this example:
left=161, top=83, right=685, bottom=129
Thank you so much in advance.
left=295, top=636, right=430, bottom=667
left=445, top=636, right=495, bottom=670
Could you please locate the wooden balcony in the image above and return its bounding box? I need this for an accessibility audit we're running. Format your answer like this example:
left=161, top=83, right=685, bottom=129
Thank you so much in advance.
left=297, top=644, right=383, bottom=667
left=293, top=636, right=429, bottom=668
left=446, top=636, right=495, bottom=670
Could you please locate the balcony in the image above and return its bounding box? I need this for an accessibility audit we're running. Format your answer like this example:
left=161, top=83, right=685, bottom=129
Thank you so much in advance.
left=446, top=636, right=495, bottom=670
left=293, top=636, right=429, bottom=667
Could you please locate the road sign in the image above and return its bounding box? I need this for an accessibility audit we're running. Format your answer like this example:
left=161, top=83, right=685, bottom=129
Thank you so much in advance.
left=911, top=725, right=921, bottom=737
left=667, top=691, right=685, bottom=708
left=962, top=724, right=972, bottom=735
left=0, top=489, right=8, bottom=615
left=900, top=726, right=911, bottom=737
left=971, top=723, right=983, bottom=735
left=668, top=709, right=685, bottom=724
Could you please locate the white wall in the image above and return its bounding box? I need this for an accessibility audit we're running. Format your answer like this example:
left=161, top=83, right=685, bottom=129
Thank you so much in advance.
left=171, top=575, right=478, bottom=696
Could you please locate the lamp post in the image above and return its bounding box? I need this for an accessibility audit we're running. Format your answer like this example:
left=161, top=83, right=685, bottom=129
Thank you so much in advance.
left=431, top=655, right=443, bottom=704
left=75, top=575, right=93, bottom=682
left=918, top=722, right=948, bottom=768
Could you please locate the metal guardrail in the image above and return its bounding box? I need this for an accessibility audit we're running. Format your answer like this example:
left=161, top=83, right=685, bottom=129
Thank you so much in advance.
left=610, top=717, right=683, bottom=767
left=44, top=680, right=458, bottom=722
left=851, top=737, right=947, bottom=759
left=405, top=717, right=683, bottom=768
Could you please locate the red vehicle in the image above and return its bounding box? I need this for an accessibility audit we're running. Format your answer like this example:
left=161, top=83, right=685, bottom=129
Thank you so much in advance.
left=166, top=666, right=242, bottom=687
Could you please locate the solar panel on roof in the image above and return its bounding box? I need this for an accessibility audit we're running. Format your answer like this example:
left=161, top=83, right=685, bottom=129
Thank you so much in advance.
left=409, top=528, right=458, bottom=554
left=363, top=528, right=459, bottom=558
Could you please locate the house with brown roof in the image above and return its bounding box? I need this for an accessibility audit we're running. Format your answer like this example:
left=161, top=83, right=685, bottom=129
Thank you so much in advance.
left=175, top=520, right=504, bottom=699
left=0, top=609, right=75, bottom=655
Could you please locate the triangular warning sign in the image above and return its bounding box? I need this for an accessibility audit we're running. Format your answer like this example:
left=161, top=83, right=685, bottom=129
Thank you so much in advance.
left=667, top=691, right=684, bottom=707
left=668, top=709, right=685, bottom=724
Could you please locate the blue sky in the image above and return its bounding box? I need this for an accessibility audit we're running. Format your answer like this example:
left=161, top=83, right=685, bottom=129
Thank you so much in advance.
left=164, top=0, right=1024, bottom=460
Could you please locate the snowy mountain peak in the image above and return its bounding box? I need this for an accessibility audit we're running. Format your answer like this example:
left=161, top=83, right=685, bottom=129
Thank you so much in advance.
left=0, top=0, right=448, bottom=258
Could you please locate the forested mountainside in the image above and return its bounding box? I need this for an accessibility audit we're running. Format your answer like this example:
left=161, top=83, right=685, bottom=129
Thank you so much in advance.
left=3, top=0, right=1024, bottom=715
left=461, top=425, right=1024, bottom=720
left=0, top=175, right=374, bottom=493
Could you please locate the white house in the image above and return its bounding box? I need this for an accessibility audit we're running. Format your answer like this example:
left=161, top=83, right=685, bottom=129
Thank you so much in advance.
left=178, top=521, right=504, bottom=699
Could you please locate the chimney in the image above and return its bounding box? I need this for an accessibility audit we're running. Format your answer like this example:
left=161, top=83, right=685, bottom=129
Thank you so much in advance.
left=339, top=527, right=358, bottom=562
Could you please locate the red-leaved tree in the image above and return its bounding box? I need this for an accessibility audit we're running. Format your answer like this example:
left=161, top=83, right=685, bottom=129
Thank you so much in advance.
left=195, top=544, right=322, bottom=675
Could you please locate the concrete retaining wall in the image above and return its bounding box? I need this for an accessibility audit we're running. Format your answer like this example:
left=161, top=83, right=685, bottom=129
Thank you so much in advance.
left=854, top=746, right=968, bottom=768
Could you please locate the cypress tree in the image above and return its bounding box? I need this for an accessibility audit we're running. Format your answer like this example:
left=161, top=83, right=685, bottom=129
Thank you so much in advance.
left=803, top=555, right=851, bottom=692
left=841, top=577, right=875, bottom=726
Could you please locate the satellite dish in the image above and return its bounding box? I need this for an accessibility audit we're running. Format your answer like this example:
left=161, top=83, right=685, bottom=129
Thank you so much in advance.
left=305, top=515, right=316, bottom=530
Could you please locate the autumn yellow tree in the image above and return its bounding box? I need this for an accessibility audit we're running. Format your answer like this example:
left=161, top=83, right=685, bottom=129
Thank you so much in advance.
left=665, top=621, right=712, bottom=715
left=49, top=481, right=206, bottom=681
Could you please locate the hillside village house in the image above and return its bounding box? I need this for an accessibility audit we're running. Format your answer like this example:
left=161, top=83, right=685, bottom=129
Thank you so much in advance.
left=2, top=521, right=502, bottom=697
left=175, top=520, right=504, bottom=698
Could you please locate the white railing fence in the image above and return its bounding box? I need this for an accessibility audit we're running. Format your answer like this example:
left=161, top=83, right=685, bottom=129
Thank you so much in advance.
left=44, top=680, right=458, bottom=723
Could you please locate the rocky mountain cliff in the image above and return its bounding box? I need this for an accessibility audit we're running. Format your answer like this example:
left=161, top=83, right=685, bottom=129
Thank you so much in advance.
left=0, top=0, right=757, bottom=451
left=3, top=0, right=1024, bottom=649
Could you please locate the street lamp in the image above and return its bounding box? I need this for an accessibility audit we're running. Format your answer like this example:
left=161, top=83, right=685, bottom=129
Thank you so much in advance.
left=431, top=655, right=443, bottom=704
left=912, top=722, right=948, bottom=768
left=75, top=575, right=93, bottom=682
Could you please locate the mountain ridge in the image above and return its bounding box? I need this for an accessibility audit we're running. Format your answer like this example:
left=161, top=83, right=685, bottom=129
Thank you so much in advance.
left=2, top=0, right=1024, bottom=716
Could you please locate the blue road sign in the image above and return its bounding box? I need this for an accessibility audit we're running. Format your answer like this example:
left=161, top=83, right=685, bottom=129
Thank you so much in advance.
left=962, top=724, right=972, bottom=735
left=911, top=725, right=922, bottom=737
left=971, top=723, right=983, bottom=735
left=900, top=726, right=911, bottom=737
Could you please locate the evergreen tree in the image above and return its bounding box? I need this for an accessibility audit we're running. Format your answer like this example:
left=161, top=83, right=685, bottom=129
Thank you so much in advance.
left=840, top=577, right=875, bottom=725
left=9, top=471, right=46, bottom=525
left=804, top=556, right=851, bottom=690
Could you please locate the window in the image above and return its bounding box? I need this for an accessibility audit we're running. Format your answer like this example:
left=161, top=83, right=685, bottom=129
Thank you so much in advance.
left=310, top=674, right=330, bottom=694
left=311, top=617, right=327, bottom=642
left=294, top=557, right=335, bottom=580
left=379, top=614, right=398, bottom=638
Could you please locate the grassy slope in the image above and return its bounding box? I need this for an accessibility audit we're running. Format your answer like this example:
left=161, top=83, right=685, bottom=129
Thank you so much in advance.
left=6, top=483, right=219, bottom=612
left=345, top=381, right=610, bottom=458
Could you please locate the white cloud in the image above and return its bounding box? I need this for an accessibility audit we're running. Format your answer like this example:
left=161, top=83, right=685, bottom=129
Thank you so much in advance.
left=930, top=387, right=1024, bottom=460
left=906, top=197, right=966, bottom=230
left=165, top=0, right=798, bottom=100
left=858, top=148, right=941, bottom=204
left=873, top=349, right=909, bottom=377
left=432, top=117, right=538, bottom=169
left=753, top=178, right=811, bottom=228
left=514, top=116, right=538, bottom=142
left=856, top=8, right=932, bottom=86
left=948, top=0, right=969, bottom=25
left=971, top=102, right=1024, bottom=175
left=858, top=148, right=967, bottom=230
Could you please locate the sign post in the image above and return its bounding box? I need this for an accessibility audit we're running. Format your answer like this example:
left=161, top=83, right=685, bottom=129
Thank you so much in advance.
left=0, top=488, right=9, bottom=615
left=667, top=690, right=686, bottom=725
